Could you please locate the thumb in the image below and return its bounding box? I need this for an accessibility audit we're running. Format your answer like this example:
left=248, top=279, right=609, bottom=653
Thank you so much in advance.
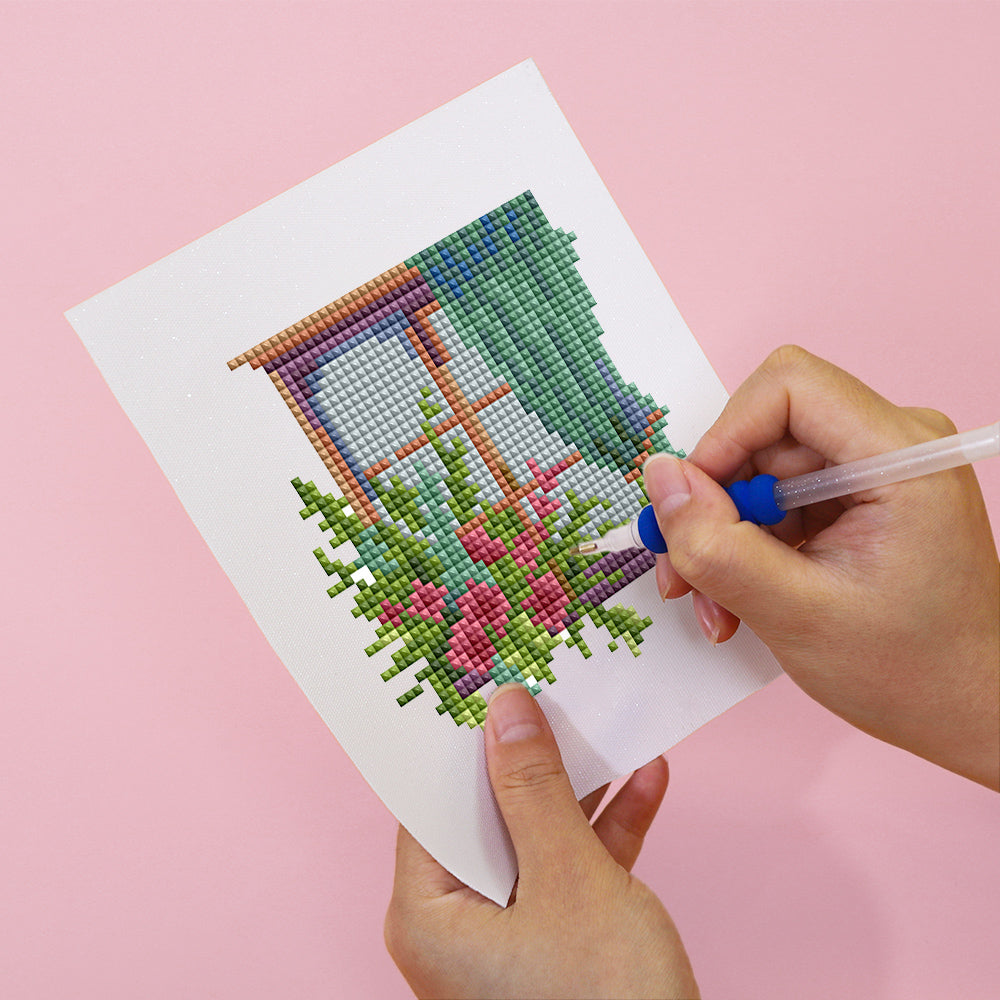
left=643, top=453, right=817, bottom=628
left=485, top=685, right=597, bottom=884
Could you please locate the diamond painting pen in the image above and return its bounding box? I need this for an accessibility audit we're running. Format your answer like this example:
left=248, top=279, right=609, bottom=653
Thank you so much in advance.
left=567, top=421, right=1000, bottom=556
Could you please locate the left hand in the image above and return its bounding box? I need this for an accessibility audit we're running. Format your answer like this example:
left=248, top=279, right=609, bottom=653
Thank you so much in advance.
left=384, top=683, right=700, bottom=1000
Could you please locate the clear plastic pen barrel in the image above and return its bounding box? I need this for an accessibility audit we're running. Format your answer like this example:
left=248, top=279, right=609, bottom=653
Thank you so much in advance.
left=772, top=422, right=1000, bottom=512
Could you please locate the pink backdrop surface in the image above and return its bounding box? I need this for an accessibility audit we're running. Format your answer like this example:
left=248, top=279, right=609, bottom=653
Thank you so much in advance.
left=2, top=3, right=997, bottom=998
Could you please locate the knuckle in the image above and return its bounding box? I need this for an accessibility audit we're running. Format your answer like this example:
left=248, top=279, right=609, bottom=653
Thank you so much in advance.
left=383, top=898, right=438, bottom=973
left=765, top=343, right=812, bottom=377
left=495, top=755, right=566, bottom=797
left=748, top=344, right=815, bottom=402
left=668, top=529, right=729, bottom=588
left=669, top=527, right=745, bottom=599
left=904, top=406, right=958, bottom=438
left=382, top=904, right=408, bottom=962
left=666, top=538, right=713, bottom=586
left=607, top=810, right=647, bottom=849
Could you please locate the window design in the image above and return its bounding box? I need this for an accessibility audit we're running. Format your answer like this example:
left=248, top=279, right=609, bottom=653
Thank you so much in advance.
left=229, top=192, right=681, bottom=727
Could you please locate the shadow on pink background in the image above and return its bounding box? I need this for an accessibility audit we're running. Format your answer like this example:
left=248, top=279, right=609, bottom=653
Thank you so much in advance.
left=2, top=3, right=997, bottom=998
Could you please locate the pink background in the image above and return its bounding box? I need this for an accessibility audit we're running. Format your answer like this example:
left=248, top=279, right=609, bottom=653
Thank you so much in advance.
left=2, top=3, right=997, bottom=998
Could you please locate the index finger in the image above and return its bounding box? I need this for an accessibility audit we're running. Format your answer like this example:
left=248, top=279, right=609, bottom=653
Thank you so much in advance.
left=689, top=345, right=914, bottom=483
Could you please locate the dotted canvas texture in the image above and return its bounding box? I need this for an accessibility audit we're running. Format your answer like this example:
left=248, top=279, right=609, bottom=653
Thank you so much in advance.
left=229, top=192, right=682, bottom=728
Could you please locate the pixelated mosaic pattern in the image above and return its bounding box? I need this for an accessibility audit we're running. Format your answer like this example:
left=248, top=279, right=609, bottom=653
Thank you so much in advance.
left=230, top=192, right=681, bottom=727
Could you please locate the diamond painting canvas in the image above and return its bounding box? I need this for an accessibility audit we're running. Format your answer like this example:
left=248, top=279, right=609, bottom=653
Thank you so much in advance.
left=229, top=192, right=684, bottom=729
left=66, top=62, right=780, bottom=903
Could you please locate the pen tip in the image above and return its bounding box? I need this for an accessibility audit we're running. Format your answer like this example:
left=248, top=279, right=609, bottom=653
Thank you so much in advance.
left=567, top=541, right=600, bottom=556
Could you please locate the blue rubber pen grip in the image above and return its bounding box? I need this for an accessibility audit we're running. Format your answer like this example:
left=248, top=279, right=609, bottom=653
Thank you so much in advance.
left=636, top=473, right=785, bottom=554
left=726, top=473, right=784, bottom=525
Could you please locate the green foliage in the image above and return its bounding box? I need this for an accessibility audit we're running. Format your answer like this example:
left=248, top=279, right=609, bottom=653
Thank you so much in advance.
left=292, top=422, right=657, bottom=728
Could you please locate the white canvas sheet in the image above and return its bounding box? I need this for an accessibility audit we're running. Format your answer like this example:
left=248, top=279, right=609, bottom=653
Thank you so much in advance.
left=66, top=60, right=780, bottom=904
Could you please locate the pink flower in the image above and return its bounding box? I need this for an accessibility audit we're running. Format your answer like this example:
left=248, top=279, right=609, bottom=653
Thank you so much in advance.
left=526, top=456, right=572, bottom=495
left=377, top=600, right=406, bottom=627
left=447, top=581, right=511, bottom=677
left=459, top=525, right=509, bottom=566
left=409, top=580, right=448, bottom=623
left=522, top=570, right=571, bottom=632
left=526, top=490, right=561, bottom=519
left=510, top=526, right=545, bottom=568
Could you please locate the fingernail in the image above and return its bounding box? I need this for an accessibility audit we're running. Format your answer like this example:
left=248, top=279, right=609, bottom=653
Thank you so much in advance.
left=487, top=685, right=542, bottom=743
left=654, top=557, right=672, bottom=602
left=692, top=591, right=722, bottom=645
left=643, top=454, right=691, bottom=518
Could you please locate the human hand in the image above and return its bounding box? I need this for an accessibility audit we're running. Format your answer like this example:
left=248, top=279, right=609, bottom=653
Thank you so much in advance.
left=384, top=683, right=699, bottom=999
left=644, top=346, right=999, bottom=789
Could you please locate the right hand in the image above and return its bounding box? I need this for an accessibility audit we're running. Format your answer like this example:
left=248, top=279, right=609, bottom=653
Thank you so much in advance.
left=644, top=346, right=999, bottom=789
